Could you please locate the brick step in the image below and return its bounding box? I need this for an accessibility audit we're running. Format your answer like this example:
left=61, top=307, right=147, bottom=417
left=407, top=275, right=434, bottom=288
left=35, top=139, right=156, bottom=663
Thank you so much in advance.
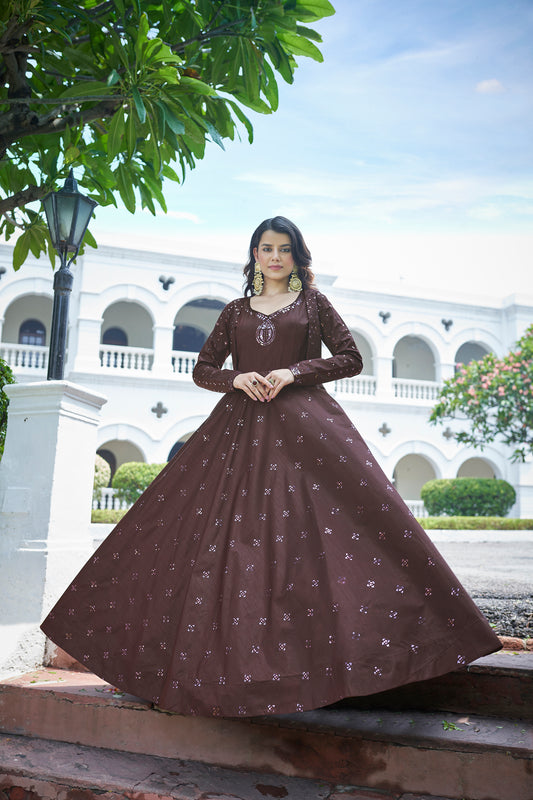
left=0, top=732, right=458, bottom=800
left=1, top=666, right=532, bottom=800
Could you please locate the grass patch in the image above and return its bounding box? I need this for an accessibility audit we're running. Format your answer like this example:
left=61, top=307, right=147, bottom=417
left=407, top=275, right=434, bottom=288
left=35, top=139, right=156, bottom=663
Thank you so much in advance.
left=417, top=516, right=533, bottom=530
left=91, top=508, right=128, bottom=524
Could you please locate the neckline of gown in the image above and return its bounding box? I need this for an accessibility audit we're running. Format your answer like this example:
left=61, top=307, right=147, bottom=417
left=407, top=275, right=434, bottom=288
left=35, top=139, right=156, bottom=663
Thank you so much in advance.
left=247, top=293, right=302, bottom=319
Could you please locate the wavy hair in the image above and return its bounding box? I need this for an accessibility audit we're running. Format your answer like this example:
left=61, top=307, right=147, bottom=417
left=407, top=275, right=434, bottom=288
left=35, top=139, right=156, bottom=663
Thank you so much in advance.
left=243, top=216, right=315, bottom=296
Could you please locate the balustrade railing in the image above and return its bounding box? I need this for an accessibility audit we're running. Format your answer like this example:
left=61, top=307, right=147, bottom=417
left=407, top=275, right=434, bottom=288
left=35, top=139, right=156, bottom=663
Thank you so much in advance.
left=0, top=342, right=48, bottom=372
left=171, top=351, right=232, bottom=375
left=4, top=338, right=441, bottom=408
left=99, top=345, right=154, bottom=371
left=93, top=488, right=130, bottom=511
left=333, top=375, right=377, bottom=396
left=392, top=378, right=441, bottom=402
left=171, top=349, right=197, bottom=375
left=405, top=499, right=428, bottom=518
left=93, top=487, right=428, bottom=518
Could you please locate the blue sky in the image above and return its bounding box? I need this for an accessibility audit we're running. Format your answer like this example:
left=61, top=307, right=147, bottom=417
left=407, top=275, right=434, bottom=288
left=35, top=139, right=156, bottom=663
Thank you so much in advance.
left=93, top=0, right=533, bottom=299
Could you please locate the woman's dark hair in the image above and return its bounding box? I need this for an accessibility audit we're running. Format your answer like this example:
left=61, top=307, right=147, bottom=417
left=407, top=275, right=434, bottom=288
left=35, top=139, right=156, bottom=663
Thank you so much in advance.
left=243, top=216, right=315, bottom=296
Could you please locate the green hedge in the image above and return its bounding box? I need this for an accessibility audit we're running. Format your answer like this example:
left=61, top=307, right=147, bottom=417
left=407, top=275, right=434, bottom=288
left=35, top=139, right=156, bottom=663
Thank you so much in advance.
left=418, top=516, right=533, bottom=530
left=91, top=510, right=533, bottom=529
left=420, top=478, right=516, bottom=517
left=111, top=461, right=166, bottom=505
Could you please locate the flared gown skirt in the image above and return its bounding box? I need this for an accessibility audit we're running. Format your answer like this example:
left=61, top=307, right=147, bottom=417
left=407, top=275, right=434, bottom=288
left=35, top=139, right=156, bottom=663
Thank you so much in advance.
left=42, top=383, right=500, bottom=717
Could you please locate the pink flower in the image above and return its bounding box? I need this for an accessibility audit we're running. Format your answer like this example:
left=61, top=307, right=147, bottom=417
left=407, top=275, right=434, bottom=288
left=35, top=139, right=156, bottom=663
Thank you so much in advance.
left=498, top=386, right=505, bottom=396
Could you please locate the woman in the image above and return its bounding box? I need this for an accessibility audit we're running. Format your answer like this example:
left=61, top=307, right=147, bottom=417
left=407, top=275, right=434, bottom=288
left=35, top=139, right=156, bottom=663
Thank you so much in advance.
left=41, top=216, right=500, bottom=717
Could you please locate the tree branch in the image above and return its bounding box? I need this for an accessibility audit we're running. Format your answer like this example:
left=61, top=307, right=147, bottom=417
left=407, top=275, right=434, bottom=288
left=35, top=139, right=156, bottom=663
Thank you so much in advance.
left=0, top=97, right=122, bottom=153
left=0, top=183, right=48, bottom=216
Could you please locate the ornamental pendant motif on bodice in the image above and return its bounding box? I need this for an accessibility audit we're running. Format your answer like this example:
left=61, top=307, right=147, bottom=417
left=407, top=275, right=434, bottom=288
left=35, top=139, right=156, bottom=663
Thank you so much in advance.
left=255, top=317, right=276, bottom=346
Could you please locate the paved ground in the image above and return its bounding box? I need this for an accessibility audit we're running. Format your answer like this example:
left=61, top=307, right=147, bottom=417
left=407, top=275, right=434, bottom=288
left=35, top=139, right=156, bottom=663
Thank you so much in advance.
left=427, top=531, right=533, bottom=638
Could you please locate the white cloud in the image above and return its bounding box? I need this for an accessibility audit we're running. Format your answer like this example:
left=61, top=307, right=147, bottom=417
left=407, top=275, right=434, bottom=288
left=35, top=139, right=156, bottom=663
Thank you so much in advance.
left=475, top=78, right=505, bottom=94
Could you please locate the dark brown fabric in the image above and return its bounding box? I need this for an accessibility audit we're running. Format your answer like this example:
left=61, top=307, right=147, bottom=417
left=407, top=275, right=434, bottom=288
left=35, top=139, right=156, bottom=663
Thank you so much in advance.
left=41, top=292, right=500, bottom=717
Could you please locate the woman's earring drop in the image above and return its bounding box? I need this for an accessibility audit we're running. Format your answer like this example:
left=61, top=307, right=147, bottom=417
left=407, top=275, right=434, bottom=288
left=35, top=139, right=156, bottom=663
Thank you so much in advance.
left=288, top=266, right=303, bottom=292
left=253, top=262, right=264, bottom=295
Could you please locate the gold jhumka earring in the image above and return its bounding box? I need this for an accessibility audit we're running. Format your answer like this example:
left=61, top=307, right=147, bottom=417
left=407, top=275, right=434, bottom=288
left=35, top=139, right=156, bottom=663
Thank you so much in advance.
left=253, top=262, right=264, bottom=295
left=288, top=266, right=303, bottom=292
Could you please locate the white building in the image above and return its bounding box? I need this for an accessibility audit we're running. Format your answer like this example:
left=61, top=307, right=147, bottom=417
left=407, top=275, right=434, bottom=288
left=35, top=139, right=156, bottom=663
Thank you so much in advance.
left=1, top=242, right=532, bottom=516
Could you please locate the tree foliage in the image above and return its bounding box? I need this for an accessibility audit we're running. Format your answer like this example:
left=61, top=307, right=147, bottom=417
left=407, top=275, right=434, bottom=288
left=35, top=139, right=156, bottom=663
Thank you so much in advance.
left=429, top=324, right=533, bottom=462
left=0, top=0, right=335, bottom=269
left=0, top=358, right=16, bottom=459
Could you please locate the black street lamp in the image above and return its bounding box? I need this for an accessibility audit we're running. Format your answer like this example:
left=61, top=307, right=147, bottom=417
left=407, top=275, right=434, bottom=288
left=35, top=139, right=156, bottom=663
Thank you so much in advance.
left=42, top=169, right=98, bottom=380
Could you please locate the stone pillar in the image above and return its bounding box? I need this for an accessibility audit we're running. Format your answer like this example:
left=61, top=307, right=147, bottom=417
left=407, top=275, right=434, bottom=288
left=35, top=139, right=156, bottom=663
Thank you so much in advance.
left=71, top=317, right=103, bottom=375
left=515, top=458, right=533, bottom=518
left=375, top=355, right=394, bottom=400
left=151, top=324, right=174, bottom=378
left=0, top=381, right=107, bottom=674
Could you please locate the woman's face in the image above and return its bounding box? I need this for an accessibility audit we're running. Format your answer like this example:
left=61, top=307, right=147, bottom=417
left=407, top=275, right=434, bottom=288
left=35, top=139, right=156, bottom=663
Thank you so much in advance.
left=253, top=230, right=295, bottom=286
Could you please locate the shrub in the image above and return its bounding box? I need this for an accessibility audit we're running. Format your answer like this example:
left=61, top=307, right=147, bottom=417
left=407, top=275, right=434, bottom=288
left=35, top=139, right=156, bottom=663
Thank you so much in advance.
left=421, top=478, right=516, bottom=517
left=93, top=454, right=111, bottom=502
left=111, top=461, right=166, bottom=505
left=0, top=358, right=15, bottom=460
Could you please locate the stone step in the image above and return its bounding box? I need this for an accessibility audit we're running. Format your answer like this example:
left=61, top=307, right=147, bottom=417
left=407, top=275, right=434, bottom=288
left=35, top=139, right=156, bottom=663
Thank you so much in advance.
left=0, top=665, right=532, bottom=800
left=0, top=732, right=458, bottom=800
left=335, top=651, right=533, bottom=720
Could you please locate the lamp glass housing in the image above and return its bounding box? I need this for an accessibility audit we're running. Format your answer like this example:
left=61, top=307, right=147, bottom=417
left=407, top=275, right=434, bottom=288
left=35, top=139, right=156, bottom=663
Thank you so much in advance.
left=43, top=170, right=98, bottom=255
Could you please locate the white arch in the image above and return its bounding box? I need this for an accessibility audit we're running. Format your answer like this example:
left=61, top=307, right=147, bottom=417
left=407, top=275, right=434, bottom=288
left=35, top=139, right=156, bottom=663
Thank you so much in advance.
left=0, top=278, right=53, bottom=313
left=162, top=414, right=208, bottom=457
left=96, top=423, right=154, bottom=461
left=171, top=281, right=239, bottom=315
left=384, top=321, right=443, bottom=361
left=447, top=327, right=503, bottom=361
left=89, top=284, right=161, bottom=322
left=387, top=440, right=444, bottom=478
left=448, top=445, right=506, bottom=481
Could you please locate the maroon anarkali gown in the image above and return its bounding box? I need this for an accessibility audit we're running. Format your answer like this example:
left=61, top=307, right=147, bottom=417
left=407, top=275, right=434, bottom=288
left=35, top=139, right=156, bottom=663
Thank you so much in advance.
left=41, top=290, right=500, bottom=717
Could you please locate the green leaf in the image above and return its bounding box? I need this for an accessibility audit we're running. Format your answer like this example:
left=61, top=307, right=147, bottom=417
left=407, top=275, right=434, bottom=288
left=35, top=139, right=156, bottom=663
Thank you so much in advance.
left=178, top=76, right=218, bottom=96
left=126, top=111, right=137, bottom=159
left=13, top=231, right=31, bottom=270
left=58, top=81, right=113, bottom=100
left=205, top=121, right=225, bottom=150
left=278, top=31, right=324, bottom=61
left=83, top=228, right=98, bottom=249
left=107, top=110, right=125, bottom=160
left=161, top=163, right=181, bottom=183
left=116, top=164, right=136, bottom=213
left=292, top=0, right=336, bottom=22
left=227, top=101, right=254, bottom=143
left=131, top=87, right=146, bottom=124
left=161, top=103, right=186, bottom=135
left=64, top=145, right=80, bottom=166
left=107, top=69, right=121, bottom=87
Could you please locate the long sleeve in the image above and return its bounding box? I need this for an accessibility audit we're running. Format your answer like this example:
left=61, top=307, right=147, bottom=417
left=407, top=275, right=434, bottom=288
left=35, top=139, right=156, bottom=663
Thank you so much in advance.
left=192, top=301, right=242, bottom=393
left=289, top=291, right=363, bottom=386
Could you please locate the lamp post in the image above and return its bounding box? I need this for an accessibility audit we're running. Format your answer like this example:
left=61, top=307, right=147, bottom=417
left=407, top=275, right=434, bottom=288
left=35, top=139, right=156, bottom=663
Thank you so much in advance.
left=42, top=169, right=98, bottom=380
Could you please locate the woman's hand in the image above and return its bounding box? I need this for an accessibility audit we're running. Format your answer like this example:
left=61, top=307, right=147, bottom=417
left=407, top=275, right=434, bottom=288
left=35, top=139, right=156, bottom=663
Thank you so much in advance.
left=233, top=372, right=271, bottom=401
left=264, top=368, right=294, bottom=400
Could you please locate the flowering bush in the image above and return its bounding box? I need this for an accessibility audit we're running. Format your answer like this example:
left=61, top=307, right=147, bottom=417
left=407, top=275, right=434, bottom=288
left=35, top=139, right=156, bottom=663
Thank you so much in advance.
left=429, top=324, right=533, bottom=462
left=421, top=478, right=516, bottom=517
left=112, top=461, right=166, bottom=505
left=93, top=454, right=112, bottom=502
left=0, top=359, right=15, bottom=460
